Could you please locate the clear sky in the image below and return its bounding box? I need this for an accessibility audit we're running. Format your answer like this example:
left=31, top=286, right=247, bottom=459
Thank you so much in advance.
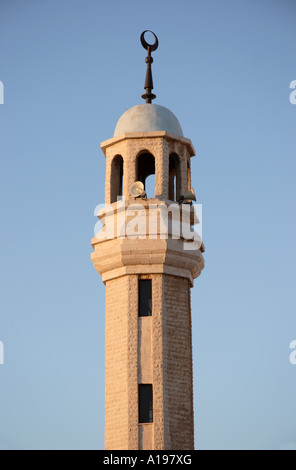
left=0, top=0, right=295, bottom=450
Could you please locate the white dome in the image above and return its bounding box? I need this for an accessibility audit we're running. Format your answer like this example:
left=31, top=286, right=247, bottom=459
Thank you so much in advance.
left=114, top=104, right=183, bottom=137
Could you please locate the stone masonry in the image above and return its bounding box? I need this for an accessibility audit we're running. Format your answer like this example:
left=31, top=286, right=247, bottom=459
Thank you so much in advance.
left=91, top=129, right=204, bottom=450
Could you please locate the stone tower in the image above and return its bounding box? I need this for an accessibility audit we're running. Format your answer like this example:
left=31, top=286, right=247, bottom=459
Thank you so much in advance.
left=91, top=32, right=204, bottom=450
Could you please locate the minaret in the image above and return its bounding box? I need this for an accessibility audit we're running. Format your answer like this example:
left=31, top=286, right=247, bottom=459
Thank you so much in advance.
left=91, top=31, right=205, bottom=450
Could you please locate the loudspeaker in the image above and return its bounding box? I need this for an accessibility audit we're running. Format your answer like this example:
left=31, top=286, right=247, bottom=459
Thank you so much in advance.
left=182, top=188, right=196, bottom=202
left=130, top=181, right=146, bottom=198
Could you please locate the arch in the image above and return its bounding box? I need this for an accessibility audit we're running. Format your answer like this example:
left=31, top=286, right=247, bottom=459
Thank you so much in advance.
left=136, top=151, right=155, bottom=198
left=110, top=155, right=123, bottom=203
left=187, top=158, right=191, bottom=192
left=169, top=153, right=181, bottom=202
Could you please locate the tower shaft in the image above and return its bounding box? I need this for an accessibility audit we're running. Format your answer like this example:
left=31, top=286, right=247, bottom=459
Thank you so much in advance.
left=104, top=274, right=194, bottom=450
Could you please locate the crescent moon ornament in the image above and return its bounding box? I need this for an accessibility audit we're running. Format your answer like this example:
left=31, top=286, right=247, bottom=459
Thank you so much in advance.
left=140, top=31, right=159, bottom=103
left=140, top=30, right=159, bottom=52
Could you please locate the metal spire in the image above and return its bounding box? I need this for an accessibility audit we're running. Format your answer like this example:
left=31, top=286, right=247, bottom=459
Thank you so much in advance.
left=140, top=30, right=159, bottom=103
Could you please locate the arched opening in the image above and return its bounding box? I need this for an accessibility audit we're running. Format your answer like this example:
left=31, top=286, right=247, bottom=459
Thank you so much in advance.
left=187, top=159, right=191, bottom=191
left=137, top=152, right=155, bottom=198
left=169, top=153, right=181, bottom=202
left=110, top=155, right=123, bottom=203
left=145, top=174, right=155, bottom=198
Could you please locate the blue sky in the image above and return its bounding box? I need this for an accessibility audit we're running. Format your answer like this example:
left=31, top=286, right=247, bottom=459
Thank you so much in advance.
left=0, top=0, right=295, bottom=450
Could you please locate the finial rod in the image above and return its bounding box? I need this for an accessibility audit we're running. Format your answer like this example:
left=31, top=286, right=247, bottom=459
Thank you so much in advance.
left=140, top=31, right=159, bottom=103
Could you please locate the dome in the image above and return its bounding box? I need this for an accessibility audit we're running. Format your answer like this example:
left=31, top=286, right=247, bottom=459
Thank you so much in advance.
left=114, top=104, right=183, bottom=137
